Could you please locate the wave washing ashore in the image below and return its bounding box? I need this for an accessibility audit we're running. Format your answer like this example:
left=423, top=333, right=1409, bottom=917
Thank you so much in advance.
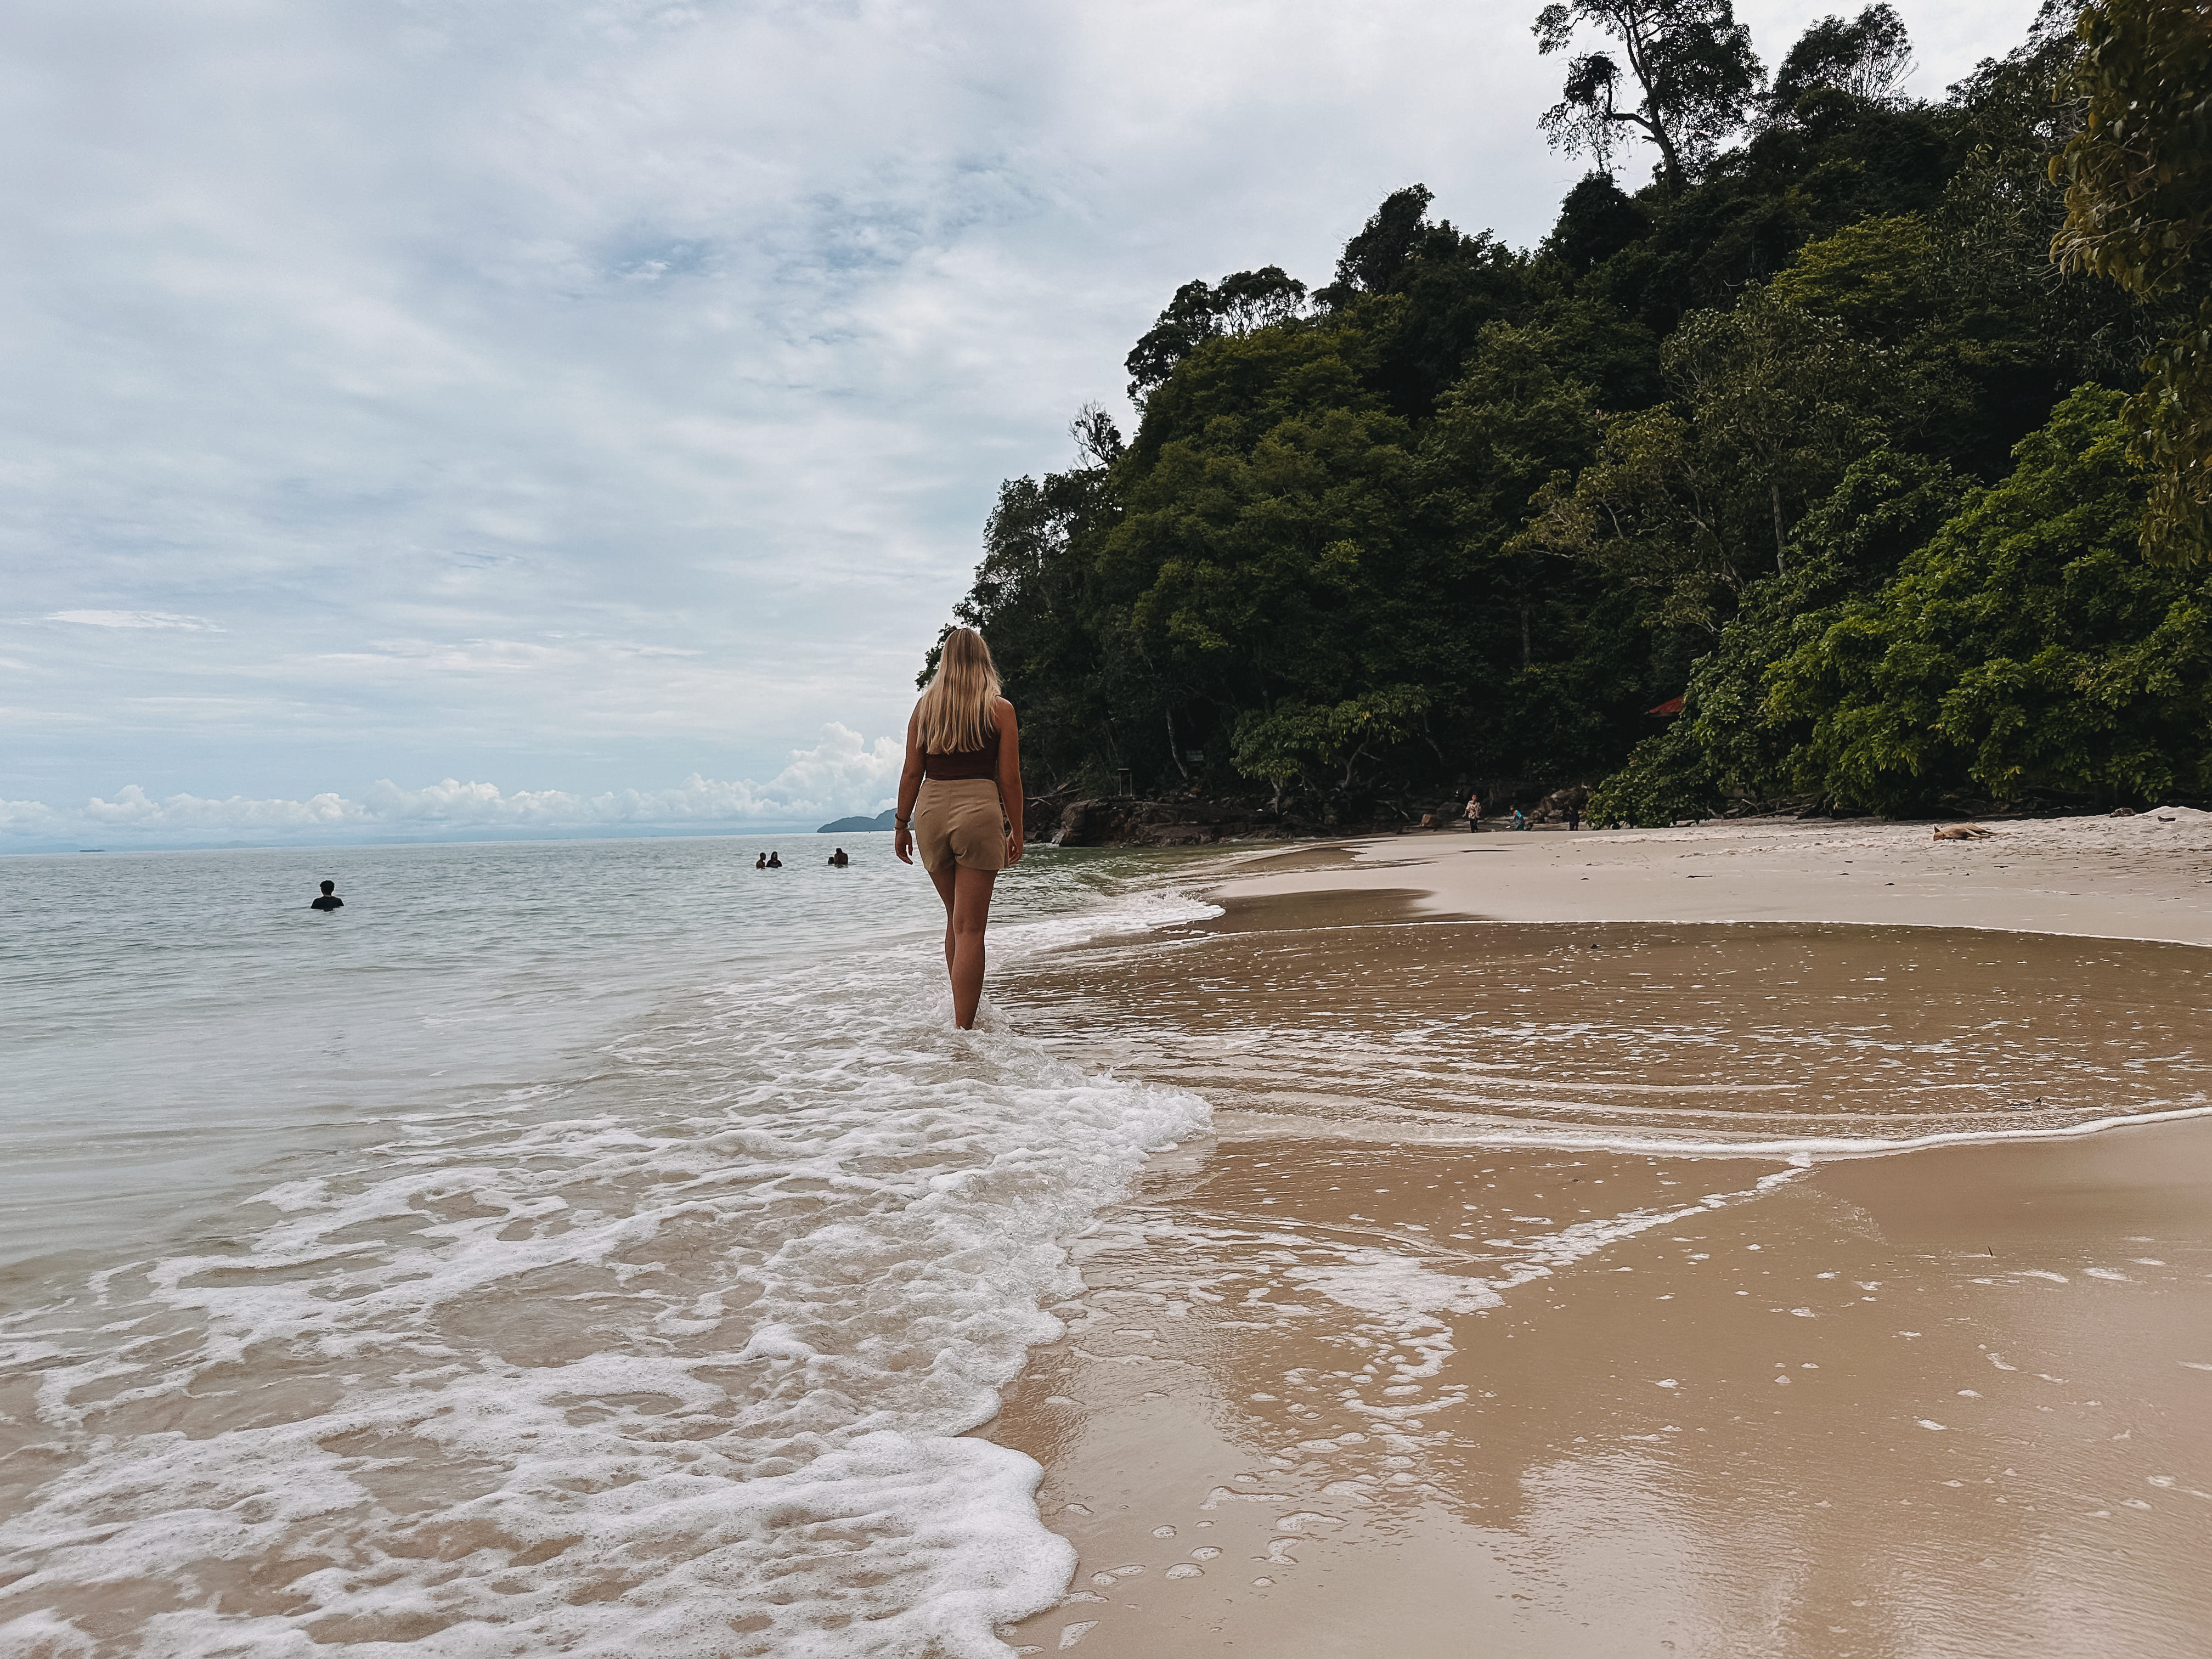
left=0, top=837, right=1216, bottom=1656
left=4, top=814, right=2210, bottom=1656
left=982, top=811, right=2212, bottom=1657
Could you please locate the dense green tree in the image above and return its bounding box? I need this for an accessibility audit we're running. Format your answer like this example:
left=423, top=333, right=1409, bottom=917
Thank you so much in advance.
left=1232, top=685, right=1433, bottom=803
left=1765, top=4, right=1912, bottom=117
left=2049, top=0, right=2212, bottom=565
left=1542, top=172, right=1650, bottom=276
left=1124, top=268, right=1310, bottom=400
left=1587, top=447, right=1967, bottom=823
left=941, top=2, right=2205, bottom=821
left=1768, top=387, right=2210, bottom=810
left=1516, top=284, right=1898, bottom=629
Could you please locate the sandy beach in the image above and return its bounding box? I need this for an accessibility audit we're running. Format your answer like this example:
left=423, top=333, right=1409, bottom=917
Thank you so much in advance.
left=983, top=812, right=2212, bottom=1657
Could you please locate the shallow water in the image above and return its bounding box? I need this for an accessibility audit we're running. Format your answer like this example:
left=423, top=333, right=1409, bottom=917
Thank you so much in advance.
left=988, top=907, right=2212, bottom=1657
left=10, top=850, right=2208, bottom=1656
left=0, top=836, right=1214, bottom=1656
left=1010, top=916, right=2212, bottom=1153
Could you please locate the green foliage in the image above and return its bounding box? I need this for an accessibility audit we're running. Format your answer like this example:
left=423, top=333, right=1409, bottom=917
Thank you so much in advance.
left=1766, top=5, right=1912, bottom=115
left=1588, top=446, right=1968, bottom=824
left=1517, top=284, right=1900, bottom=635
left=944, top=2, right=2205, bottom=819
left=2049, top=0, right=2212, bottom=566
left=1125, top=268, right=1310, bottom=400
left=1768, top=387, right=2211, bottom=809
left=1232, top=685, right=1433, bottom=802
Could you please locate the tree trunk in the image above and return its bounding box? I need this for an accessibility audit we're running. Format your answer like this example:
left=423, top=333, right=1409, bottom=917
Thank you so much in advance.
left=1650, top=122, right=1686, bottom=195
left=1519, top=605, right=1533, bottom=670
left=1164, top=706, right=1190, bottom=781
left=1771, top=482, right=1787, bottom=576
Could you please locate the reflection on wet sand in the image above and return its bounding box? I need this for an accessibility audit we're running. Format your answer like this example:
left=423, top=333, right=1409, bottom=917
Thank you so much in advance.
left=983, top=906, right=2212, bottom=1657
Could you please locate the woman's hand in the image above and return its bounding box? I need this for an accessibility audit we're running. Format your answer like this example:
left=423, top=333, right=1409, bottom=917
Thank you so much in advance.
left=1006, top=830, right=1024, bottom=865
left=895, top=823, right=914, bottom=865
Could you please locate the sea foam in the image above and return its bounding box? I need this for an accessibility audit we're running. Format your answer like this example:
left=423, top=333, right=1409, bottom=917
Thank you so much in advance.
left=0, top=899, right=1214, bottom=1656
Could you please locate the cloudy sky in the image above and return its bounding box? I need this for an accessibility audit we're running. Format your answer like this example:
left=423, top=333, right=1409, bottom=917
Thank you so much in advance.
left=2, top=0, right=2038, bottom=848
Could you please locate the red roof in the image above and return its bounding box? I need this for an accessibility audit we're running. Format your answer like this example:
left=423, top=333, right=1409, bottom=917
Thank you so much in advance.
left=1647, top=695, right=1684, bottom=716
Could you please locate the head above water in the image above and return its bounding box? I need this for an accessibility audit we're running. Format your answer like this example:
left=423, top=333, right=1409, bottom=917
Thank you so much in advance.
left=916, top=626, right=1001, bottom=755
left=319, top=880, right=336, bottom=895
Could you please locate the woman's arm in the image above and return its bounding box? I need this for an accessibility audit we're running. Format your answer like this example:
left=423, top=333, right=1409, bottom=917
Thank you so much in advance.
left=995, top=698, right=1024, bottom=864
left=894, top=708, right=924, bottom=865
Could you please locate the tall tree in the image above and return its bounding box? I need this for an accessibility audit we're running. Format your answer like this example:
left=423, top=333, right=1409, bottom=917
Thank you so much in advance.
left=1765, top=4, right=1914, bottom=119
left=1532, top=0, right=1764, bottom=193
left=1124, top=267, right=1309, bottom=400
left=2048, top=0, right=2212, bottom=566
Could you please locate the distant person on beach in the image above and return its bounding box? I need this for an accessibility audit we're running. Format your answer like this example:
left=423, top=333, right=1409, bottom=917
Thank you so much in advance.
left=310, top=880, right=343, bottom=911
left=1465, top=792, right=1482, bottom=832
left=1567, top=803, right=1582, bottom=831
left=828, top=847, right=850, bottom=867
left=895, top=625, right=1023, bottom=1030
left=766, top=851, right=783, bottom=868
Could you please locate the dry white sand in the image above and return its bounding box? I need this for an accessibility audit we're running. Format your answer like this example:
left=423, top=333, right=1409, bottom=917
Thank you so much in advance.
left=1217, top=806, right=2212, bottom=945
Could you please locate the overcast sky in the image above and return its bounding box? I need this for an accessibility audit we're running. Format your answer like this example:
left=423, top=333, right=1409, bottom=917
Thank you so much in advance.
left=2, top=0, right=2039, bottom=848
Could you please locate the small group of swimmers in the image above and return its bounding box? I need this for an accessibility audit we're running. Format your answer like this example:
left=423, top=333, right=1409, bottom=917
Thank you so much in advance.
left=753, top=848, right=852, bottom=869
left=309, top=625, right=1020, bottom=1033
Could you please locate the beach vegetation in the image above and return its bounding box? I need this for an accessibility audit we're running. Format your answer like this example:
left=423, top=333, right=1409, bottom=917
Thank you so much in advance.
left=944, top=0, right=2212, bottom=823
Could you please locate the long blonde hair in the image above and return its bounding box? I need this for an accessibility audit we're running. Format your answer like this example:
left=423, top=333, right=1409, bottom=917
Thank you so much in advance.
left=916, top=627, right=1002, bottom=754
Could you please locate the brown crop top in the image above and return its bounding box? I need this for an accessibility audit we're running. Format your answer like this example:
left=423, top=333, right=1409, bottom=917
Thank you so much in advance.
left=922, top=721, right=1001, bottom=781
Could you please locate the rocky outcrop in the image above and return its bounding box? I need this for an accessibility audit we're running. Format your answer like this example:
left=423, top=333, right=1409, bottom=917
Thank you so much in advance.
left=1045, top=797, right=1278, bottom=848
left=1528, top=784, right=1590, bottom=823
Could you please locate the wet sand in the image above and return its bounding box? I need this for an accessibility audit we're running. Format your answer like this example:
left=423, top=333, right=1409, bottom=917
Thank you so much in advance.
left=980, top=816, right=2212, bottom=1656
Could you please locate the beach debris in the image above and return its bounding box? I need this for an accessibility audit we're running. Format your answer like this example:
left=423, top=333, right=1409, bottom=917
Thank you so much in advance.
left=1932, top=823, right=1995, bottom=839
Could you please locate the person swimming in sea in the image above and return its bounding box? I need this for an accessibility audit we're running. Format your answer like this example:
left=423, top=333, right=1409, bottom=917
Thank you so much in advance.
left=311, top=880, right=343, bottom=911
left=828, top=847, right=850, bottom=867
left=894, top=625, right=1023, bottom=1030
left=766, top=851, right=783, bottom=868
left=755, top=853, right=768, bottom=870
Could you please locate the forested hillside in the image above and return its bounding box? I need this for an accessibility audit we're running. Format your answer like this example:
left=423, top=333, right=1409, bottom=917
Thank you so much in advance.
left=943, top=0, right=2210, bottom=826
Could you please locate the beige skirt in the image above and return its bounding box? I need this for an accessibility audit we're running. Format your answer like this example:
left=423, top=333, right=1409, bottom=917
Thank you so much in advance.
left=913, top=777, right=1008, bottom=873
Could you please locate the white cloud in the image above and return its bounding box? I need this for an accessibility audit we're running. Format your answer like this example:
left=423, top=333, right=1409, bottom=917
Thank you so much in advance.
left=46, top=611, right=224, bottom=631
left=0, top=0, right=2045, bottom=815
left=1, top=724, right=901, bottom=848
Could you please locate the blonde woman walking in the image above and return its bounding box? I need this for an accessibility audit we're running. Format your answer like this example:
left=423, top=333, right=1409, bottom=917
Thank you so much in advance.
left=894, top=628, right=1024, bottom=1029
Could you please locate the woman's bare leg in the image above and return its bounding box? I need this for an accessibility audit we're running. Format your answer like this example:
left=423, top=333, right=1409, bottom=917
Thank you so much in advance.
left=926, top=864, right=998, bottom=1028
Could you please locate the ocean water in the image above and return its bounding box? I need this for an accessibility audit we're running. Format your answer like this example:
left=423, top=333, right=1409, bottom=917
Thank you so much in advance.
left=0, top=836, right=1213, bottom=1656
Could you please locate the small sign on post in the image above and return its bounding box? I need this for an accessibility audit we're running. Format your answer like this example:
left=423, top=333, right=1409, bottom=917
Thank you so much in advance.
left=1116, top=767, right=1132, bottom=797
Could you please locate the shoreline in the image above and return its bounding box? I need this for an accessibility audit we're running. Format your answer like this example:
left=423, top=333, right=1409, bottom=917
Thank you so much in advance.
left=978, top=816, right=2212, bottom=1657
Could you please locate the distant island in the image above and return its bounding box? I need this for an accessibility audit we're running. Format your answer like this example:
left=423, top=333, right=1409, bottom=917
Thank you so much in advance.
left=817, top=810, right=897, bottom=833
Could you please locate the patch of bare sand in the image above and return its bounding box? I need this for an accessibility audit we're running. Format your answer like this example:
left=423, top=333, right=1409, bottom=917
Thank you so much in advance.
left=1213, top=808, right=2212, bottom=946
left=977, top=850, right=2212, bottom=1657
